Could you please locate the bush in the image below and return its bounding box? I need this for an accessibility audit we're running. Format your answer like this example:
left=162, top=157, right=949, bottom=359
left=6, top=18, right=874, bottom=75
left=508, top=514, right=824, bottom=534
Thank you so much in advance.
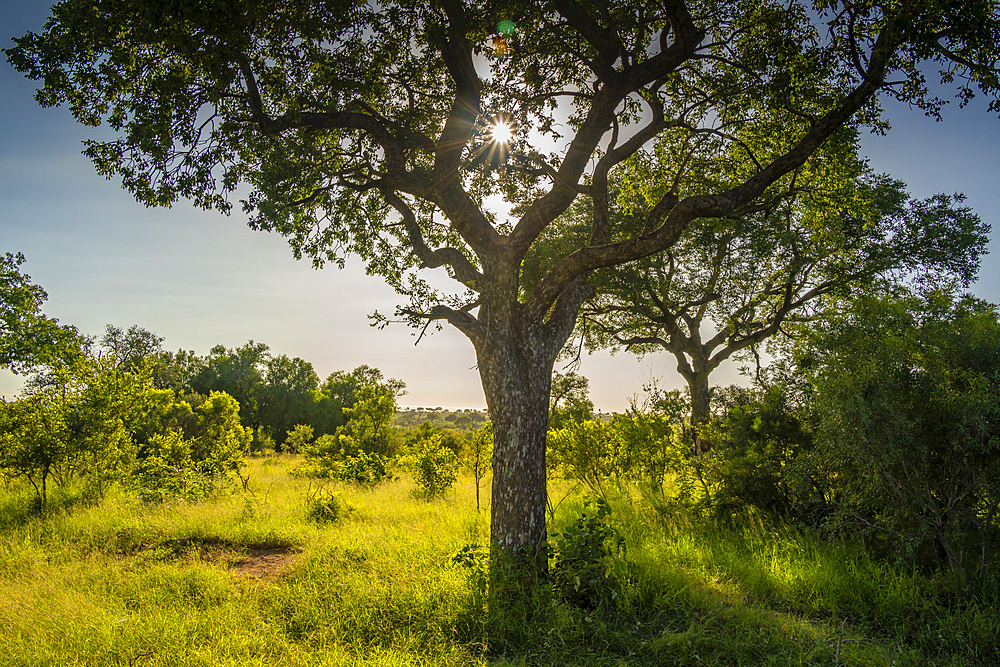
left=292, top=438, right=395, bottom=488
left=400, top=433, right=458, bottom=499
left=332, top=452, right=393, bottom=487
left=703, top=382, right=820, bottom=521
left=131, top=392, right=249, bottom=503
left=549, top=498, right=626, bottom=611
left=801, top=287, right=1000, bottom=591
left=547, top=419, right=616, bottom=495
left=305, top=486, right=351, bottom=524
left=132, top=432, right=216, bottom=502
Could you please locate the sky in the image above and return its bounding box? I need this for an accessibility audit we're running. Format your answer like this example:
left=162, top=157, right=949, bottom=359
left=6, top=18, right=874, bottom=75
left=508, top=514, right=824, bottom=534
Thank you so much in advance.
left=2, top=2, right=999, bottom=411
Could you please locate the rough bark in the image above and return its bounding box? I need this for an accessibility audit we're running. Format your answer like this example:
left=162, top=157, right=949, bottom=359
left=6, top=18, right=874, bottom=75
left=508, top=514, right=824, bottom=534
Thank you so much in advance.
left=679, top=366, right=713, bottom=455
left=481, top=341, right=554, bottom=553
left=472, top=260, right=557, bottom=552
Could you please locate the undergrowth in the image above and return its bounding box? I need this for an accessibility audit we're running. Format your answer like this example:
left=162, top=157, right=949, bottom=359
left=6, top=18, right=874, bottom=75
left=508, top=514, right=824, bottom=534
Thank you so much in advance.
left=0, top=457, right=996, bottom=666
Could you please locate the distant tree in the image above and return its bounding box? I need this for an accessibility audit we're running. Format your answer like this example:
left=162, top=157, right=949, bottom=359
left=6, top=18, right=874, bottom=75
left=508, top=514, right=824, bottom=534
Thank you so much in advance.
left=151, top=348, right=204, bottom=393
left=1, top=252, right=81, bottom=373
left=190, top=342, right=269, bottom=435
left=101, top=324, right=165, bottom=372
left=549, top=371, right=595, bottom=429
left=261, top=354, right=319, bottom=445
left=571, top=140, right=988, bottom=447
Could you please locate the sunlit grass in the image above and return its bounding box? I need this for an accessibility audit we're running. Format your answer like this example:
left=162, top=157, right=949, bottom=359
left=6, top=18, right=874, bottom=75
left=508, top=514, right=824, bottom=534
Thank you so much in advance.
left=0, top=460, right=996, bottom=665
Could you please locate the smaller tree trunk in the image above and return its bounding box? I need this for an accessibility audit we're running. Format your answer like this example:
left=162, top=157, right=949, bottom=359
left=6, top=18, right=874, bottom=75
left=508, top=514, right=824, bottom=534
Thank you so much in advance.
left=685, top=371, right=713, bottom=455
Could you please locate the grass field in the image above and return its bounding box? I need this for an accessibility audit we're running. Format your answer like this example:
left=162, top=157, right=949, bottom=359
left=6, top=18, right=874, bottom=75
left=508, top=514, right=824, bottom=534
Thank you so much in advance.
left=0, top=456, right=996, bottom=666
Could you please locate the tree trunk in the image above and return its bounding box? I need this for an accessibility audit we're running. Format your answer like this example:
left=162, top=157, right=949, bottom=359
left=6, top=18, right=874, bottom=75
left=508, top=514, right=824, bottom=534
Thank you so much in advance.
left=684, top=370, right=713, bottom=455
left=475, top=322, right=559, bottom=644
left=479, top=335, right=554, bottom=554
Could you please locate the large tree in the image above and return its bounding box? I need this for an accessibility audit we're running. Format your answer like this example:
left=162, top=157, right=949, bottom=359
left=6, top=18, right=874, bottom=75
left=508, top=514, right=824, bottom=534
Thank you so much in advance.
left=569, top=134, right=988, bottom=441
left=7, top=0, right=999, bottom=556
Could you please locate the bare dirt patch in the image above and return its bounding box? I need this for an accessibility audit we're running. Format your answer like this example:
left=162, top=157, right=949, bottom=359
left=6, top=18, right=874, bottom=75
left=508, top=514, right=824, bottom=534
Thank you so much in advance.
left=163, top=538, right=299, bottom=578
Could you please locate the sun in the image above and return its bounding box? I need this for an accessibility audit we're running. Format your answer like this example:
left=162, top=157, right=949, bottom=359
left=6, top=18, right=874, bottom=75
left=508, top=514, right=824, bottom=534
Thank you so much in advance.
left=491, top=120, right=512, bottom=144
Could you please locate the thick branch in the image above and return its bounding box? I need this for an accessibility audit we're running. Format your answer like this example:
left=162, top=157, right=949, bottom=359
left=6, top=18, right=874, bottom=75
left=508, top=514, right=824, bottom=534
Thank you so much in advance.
left=521, top=27, right=897, bottom=323
left=432, top=0, right=482, bottom=190
left=507, top=2, right=705, bottom=262
left=401, top=304, right=485, bottom=347
left=381, top=189, right=484, bottom=290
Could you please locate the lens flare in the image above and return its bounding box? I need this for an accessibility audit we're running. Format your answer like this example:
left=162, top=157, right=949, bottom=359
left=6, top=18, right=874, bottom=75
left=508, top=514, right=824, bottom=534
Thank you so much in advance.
left=491, top=121, right=512, bottom=144
left=492, top=35, right=509, bottom=57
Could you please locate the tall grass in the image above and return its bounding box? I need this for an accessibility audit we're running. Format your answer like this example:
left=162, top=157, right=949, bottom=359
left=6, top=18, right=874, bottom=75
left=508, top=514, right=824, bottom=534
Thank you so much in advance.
left=0, top=458, right=996, bottom=666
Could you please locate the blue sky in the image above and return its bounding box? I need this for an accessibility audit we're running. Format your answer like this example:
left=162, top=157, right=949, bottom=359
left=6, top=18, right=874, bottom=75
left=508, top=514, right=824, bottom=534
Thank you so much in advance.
left=2, top=2, right=999, bottom=411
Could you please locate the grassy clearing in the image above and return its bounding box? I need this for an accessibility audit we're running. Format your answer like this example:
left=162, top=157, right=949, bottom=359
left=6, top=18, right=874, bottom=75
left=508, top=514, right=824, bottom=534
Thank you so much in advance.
left=0, top=458, right=996, bottom=666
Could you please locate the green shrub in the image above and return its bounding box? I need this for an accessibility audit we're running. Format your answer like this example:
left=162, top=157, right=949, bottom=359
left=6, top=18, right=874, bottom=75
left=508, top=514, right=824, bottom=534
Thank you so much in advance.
left=549, top=498, right=626, bottom=611
left=131, top=431, right=230, bottom=502
left=400, top=433, right=458, bottom=499
left=130, top=393, right=249, bottom=504
left=291, top=445, right=394, bottom=488
left=305, top=486, right=350, bottom=524
left=332, top=452, right=393, bottom=487
left=703, top=382, right=819, bottom=521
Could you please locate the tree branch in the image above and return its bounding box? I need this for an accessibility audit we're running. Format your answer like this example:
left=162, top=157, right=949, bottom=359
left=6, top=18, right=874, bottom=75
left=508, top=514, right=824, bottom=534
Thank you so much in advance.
left=381, top=189, right=484, bottom=291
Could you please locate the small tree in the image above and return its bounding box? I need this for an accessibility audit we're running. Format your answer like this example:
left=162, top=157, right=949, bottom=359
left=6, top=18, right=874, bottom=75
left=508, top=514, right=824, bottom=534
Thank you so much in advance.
left=336, top=383, right=400, bottom=457
left=0, top=394, right=66, bottom=508
left=401, top=430, right=459, bottom=499
left=465, top=422, right=493, bottom=512
left=609, top=389, right=687, bottom=494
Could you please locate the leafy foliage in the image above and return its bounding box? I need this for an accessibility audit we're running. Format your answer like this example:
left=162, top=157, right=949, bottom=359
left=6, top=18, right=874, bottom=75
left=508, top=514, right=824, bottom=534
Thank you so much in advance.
left=547, top=419, right=618, bottom=495
left=401, top=431, right=459, bottom=499
left=132, top=391, right=249, bottom=503
left=0, top=252, right=81, bottom=373
left=282, top=423, right=314, bottom=455
left=549, top=498, right=626, bottom=611
left=0, top=354, right=162, bottom=506
left=798, top=284, right=1000, bottom=590
left=699, top=381, right=820, bottom=521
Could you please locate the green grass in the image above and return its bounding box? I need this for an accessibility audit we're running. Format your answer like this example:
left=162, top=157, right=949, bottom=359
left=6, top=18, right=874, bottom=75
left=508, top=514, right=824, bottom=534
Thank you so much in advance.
left=0, top=459, right=996, bottom=666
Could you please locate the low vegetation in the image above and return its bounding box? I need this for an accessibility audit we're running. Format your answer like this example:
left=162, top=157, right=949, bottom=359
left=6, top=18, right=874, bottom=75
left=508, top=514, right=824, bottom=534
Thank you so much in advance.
left=0, top=457, right=997, bottom=666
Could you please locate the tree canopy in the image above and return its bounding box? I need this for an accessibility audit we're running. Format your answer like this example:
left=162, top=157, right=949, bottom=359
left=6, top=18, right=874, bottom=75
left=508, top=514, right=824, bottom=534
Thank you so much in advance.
left=1, top=252, right=80, bottom=373
left=568, top=131, right=989, bottom=429
left=8, top=0, right=999, bottom=554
